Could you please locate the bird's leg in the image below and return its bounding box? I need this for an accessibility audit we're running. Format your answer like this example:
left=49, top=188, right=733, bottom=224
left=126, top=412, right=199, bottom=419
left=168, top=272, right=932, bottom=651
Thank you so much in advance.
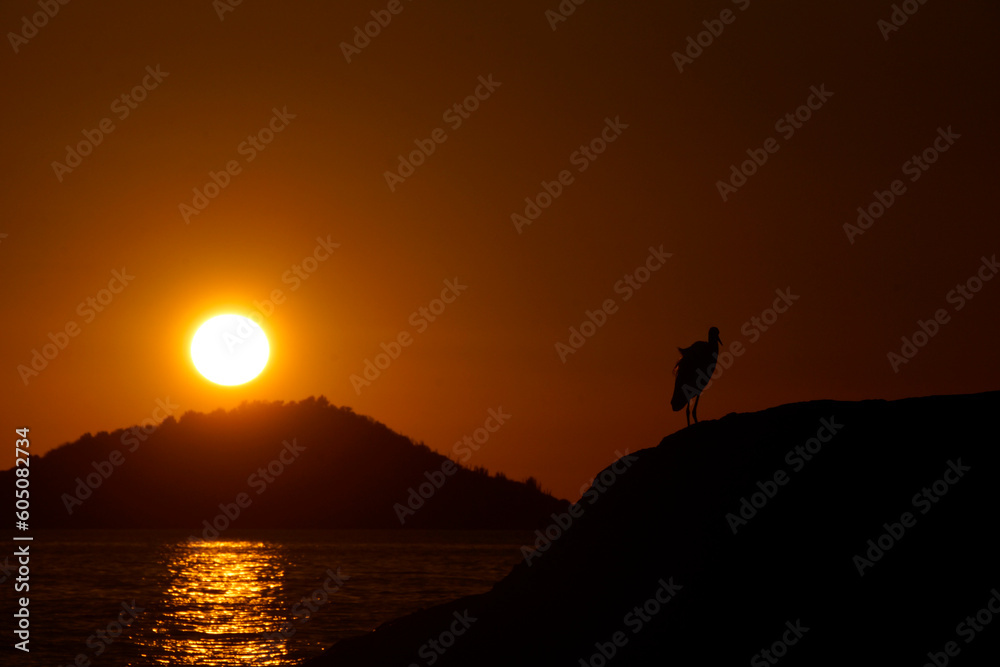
left=685, top=401, right=691, bottom=427
left=693, top=394, right=700, bottom=423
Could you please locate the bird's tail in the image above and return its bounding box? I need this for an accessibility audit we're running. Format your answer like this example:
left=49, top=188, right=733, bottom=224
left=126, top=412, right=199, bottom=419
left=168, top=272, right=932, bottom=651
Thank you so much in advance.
left=670, top=384, right=687, bottom=411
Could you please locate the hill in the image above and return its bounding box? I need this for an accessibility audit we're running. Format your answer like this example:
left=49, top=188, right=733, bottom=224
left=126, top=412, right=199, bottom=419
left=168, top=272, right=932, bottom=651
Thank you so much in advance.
left=6, top=397, right=566, bottom=531
left=302, top=391, right=1000, bottom=666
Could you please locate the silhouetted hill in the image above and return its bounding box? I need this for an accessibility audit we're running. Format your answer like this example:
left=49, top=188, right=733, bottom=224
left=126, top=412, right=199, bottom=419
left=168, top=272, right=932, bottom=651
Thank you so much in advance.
left=302, top=392, right=1000, bottom=666
left=5, top=397, right=566, bottom=530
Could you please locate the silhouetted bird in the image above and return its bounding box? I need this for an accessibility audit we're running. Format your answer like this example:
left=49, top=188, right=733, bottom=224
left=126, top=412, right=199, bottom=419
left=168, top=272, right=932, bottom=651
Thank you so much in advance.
left=671, top=327, right=722, bottom=426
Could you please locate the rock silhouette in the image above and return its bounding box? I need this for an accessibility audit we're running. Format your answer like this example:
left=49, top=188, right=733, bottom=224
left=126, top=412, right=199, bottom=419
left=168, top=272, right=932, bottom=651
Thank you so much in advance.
left=302, top=391, right=1000, bottom=666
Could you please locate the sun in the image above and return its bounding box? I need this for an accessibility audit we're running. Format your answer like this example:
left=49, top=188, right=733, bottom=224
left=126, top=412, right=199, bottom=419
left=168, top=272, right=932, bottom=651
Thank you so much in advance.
left=191, top=314, right=269, bottom=386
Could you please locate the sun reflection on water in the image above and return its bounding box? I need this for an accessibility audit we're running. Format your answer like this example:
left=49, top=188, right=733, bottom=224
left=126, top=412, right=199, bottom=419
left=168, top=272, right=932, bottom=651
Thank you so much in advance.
left=134, top=540, right=290, bottom=665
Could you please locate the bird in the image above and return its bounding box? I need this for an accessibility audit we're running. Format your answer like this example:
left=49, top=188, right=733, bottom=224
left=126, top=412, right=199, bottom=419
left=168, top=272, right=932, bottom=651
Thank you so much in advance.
left=671, top=327, right=722, bottom=426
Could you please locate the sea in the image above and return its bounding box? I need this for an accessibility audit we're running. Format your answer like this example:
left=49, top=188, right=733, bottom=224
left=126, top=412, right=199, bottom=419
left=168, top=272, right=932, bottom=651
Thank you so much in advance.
left=8, top=529, right=533, bottom=666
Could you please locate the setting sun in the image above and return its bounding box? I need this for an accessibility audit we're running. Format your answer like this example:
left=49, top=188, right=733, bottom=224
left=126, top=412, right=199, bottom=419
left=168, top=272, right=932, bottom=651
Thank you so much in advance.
left=191, top=314, right=269, bottom=386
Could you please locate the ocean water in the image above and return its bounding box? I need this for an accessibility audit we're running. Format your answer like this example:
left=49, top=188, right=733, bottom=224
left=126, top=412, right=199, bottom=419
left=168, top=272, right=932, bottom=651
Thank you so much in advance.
left=13, top=529, right=532, bottom=666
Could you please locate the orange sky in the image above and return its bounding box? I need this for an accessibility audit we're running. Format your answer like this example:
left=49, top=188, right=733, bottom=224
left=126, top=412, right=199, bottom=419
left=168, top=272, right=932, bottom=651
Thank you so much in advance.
left=3, top=0, right=998, bottom=501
